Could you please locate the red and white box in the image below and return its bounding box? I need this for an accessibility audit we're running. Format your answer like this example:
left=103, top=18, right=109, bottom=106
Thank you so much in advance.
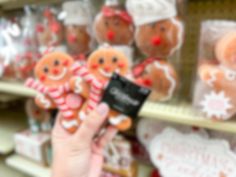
left=14, top=129, right=51, bottom=166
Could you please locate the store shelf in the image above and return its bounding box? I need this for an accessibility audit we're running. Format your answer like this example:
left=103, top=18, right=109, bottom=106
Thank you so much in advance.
left=6, top=154, right=50, bottom=177
left=6, top=154, right=150, bottom=177
left=140, top=102, right=236, bottom=134
left=0, top=81, right=36, bottom=97
left=2, top=81, right=236, bottom=134
left=0, top=0, right=61, bottom=11
left=0, top=109, right=27, bottom=154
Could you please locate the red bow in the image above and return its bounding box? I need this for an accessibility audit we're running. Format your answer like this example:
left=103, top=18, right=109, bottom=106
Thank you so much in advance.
left=102, top=6, right=132, bottom=24
left=133, top=58, right=161, bottom=77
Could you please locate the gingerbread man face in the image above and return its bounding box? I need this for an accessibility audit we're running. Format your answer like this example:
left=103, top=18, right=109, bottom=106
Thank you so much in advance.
left=87, top=47, right=129, bottom=82
left=215, top=32, right=236, bottom=70
left=94, top=6, right=134, bottom=45
left=35, top=52, right=74, bottom=87
left=135, top=18, right=183, bottom=58
left=66, top=25, right=91, bottom=55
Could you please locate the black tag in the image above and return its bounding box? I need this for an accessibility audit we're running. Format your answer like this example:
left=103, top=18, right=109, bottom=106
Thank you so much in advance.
left=102, top=73, right=151, bottom=118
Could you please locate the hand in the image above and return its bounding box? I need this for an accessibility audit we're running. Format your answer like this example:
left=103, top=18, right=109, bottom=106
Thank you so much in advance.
left=52, top=103, right=117, bottom=177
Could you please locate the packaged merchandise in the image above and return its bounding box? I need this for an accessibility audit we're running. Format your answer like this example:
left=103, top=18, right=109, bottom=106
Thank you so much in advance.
left=62, top=1, right=93, bottom=59
left=93, top=0, right=135, bottom=64
left=0, top=19, right=21, bottom=80
left=25, top=99, right=51, bottom=133
left=36, top=7, right=66, bottom=54
left=13, top=6, right=39, bottom=81
left=193, top=20, right=236, bottom=121
left=127, top=0, right=184, bottom=102
left=14, top=129, right=51, bottom=166
left=103, top=135, right=138, bottom=177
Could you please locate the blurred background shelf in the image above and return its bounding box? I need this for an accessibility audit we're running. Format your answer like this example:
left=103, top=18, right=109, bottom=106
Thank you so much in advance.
left=6, top=154, right=151, bottom=177
left=6, top=154, right=50, bottom=177
left=0, top=81, right=36, bottom=97
left=140, top=102, right=236, bottom=134
left=1, top=81, right=236, bottom=134
left=0, top=155, right=28, bottom=177
left=0, top=109, right=27, bottom=154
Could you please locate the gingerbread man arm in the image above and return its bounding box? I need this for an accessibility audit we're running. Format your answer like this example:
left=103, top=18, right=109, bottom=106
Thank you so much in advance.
left=35, top=93, right=56, bottom=110
left=25, top=78, right=56, bottom=109
left=69, top=76, right=90, bottom=98
left=198, top=64, right=224, bottom=89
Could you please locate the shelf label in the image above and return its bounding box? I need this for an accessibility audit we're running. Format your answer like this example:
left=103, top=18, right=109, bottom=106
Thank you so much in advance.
left=149, top=128, right=236, bottom=177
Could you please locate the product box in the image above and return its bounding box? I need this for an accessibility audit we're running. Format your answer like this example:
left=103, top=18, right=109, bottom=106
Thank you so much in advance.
left=103, top=136, right=138, bottom=177
left=14, top=129, right=51, bottom=166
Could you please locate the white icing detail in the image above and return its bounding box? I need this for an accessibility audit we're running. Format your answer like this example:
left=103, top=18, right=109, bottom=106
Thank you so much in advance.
left=200, top=91, right=233, bottom=120
left=48, top=67, right=67, bottom=81
left=36, top=94, right=51, bottom=109
left=74, top=77, right=83, bottom=93
left=79, top=111, right=87, bottom=121
left=99, top=68, right=120, bottom=78
left=61, top=119, right=78, bottom=129
left=154, top=61, right=176, bottom=101
left=207, top=70, right=218, bottom=87
left=109, top=115, right=127, bottom=125
left=169, top=17, right=184, bottom=56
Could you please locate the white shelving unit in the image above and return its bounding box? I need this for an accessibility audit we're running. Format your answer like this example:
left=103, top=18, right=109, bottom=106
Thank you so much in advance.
left=6, top=154, right=51, bottom=177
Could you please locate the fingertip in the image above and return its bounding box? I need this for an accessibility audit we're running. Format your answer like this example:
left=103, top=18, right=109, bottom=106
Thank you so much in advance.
left=95, top=103, right=110, bottom=118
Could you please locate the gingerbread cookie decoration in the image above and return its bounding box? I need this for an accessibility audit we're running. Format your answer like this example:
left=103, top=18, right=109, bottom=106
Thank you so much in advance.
left=199, top=31, right=236, bottom=120
left=25, top=52, right=87, bottom=133
left=63, top=1, right=93, bottom=57
left=94, top=0, right=134, bottom=45
left=79, top=46, right=132, bottom=131
left=127, top=0, right=184, bottom=101
left=25, top=99, right=51, bottom=133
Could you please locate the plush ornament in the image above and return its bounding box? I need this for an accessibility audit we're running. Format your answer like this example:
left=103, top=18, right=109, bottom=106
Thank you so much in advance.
left=25, top=99, right=51, bottom=133
left=36, top=8, right=65, bottom=54
left=62, top=1, right=93, bottom=57
left=73, top=46, right=132, bottom=131
left=198, top=31, right=236, bottom=120
left=25, top=52, right=90, bottom=133
left=127, top=0, right=184, bottom=101
left=94, top=0, right=134, bottom=64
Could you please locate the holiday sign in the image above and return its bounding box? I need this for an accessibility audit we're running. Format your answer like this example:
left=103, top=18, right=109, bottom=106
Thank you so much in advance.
left=149, top=128, right=236, bottom=177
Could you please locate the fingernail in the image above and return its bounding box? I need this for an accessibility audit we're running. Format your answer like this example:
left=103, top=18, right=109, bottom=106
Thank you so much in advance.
left=96, top=103, right=109, bottom=117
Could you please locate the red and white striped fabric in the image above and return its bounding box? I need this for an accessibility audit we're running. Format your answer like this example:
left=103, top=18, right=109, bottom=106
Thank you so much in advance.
left=25, top=78, right=79, bottom=132
left=72, top=62, right=104, bottom=114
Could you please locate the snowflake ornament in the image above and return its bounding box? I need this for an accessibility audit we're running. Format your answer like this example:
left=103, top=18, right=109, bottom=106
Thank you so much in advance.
left=200, top=91, right=233, bottom=120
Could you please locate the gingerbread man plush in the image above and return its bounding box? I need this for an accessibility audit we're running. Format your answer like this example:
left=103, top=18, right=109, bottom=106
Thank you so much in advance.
left=127, top=0, right=184, bottom=101
left=62, top=1, right=93, bottom=58
left=25, top=52, right=89, bottom=133
left=94, top=0, right=134, bottom=64
left=76, top=46, right=133, bottom=131
left=199, top=31, right=236, bottom=120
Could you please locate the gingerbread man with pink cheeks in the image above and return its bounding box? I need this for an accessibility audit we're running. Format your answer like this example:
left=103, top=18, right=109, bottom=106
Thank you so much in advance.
left=25, top=52, right=90, bottom=133
left=199, top=31, right=236, bottom=120
left=77, top=46, right=133, bottom=131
